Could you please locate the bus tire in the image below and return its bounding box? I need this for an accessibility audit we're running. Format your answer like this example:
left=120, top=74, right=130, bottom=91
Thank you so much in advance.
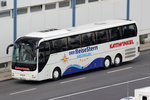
left=52, top=68, right=61, bottom=80
left=104, top=56, right=111, bottom=69
left=114, top=54, right=122, bottom=67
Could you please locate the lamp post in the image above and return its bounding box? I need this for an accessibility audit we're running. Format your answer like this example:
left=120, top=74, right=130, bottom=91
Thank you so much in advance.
left=127, top=0, right=130, bottom=20
left=13, top=0, right=17, bottom=42
left=72, top=0, right=76, bottom=27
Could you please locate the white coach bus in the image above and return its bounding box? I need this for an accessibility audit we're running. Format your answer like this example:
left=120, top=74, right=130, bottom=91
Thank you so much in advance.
left=7, top=20, right=140, bottom=81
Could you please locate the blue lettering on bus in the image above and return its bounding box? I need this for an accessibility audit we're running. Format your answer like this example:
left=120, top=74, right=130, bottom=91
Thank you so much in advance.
left=69, top=46, right=98, bottom=55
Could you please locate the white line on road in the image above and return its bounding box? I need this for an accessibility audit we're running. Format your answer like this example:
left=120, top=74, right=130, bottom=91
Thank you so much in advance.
left=49, top=76, right=150, bottom=100
left=107, top=67, right=132, bottom=74
left=60, top=77, right=86, bottom=84
left=10, top=88, right=37, bottom=95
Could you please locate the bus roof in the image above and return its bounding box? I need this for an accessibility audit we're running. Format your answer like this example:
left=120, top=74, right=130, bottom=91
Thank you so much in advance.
left=25, top=19, right=136, bottom=40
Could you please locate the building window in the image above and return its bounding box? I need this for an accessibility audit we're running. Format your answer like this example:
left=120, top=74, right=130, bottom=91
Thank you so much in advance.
left=30, top=5, right=42, bottom=12
left=45, top=3, right=56, bottom=10
left=17, top=8, right=28, bottom=15
left=76, top=0, right=85, bottom=5
left=59, top=1, right=69, bottom=8
left=88, top=0, right=98, bottom=3
left=0, top=62, right=8, bottom=68
left=142, top=96, right=147, bottom=100
left=0, top=10, right=10, bottom=18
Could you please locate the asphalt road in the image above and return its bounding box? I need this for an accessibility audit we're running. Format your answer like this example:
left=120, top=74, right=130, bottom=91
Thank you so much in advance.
left=0, top=50, right=150, bottom=100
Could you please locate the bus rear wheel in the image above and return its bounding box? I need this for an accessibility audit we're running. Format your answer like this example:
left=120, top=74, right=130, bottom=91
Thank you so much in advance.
left=52, top=68, right=61, bottom=80
left=114, top=54, right=122, bottom=67
left=104, top=57, right=111, bottom=69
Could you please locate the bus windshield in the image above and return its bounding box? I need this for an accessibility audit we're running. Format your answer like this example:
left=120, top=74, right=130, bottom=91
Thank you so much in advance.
left=13, top=42, right=36, bottom=64
left=12, top=37, right=41, bottom=71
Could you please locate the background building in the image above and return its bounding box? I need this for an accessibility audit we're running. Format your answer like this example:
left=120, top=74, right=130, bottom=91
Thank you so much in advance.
left=0, top=0, right=150, bottom=67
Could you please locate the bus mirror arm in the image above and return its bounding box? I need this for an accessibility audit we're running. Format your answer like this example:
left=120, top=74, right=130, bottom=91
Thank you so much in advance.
left=35, top=46, right=44, bottom=50
left=35, top=46, right=40, bottom=50
left=6, top=44, right=13, bottom=54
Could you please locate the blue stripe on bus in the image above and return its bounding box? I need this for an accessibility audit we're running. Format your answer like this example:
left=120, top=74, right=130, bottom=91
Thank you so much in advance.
left=63, top=58, right=104, bottom=76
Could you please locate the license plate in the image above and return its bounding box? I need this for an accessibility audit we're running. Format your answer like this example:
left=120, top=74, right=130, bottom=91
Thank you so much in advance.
left=20, top=74, right=25, bottom=76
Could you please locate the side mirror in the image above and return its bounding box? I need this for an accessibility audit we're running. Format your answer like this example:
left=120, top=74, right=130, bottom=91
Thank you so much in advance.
left=6, top=44, right=13, bottom=54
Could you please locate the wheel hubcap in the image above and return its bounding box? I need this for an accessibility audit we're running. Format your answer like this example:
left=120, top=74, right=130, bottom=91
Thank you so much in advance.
left=54, top=71, right=59, bottom=79
left=115, top=57, right=120, bottom=64
left=105, top=59, right=110, bottom=68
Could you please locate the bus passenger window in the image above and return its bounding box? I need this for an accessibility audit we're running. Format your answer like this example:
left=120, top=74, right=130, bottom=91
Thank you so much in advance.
left=68, top=35, right=81, bottom=49
left=51, top=38, right=67, bottom=53
left=96, top=30, right=108, bottom=43
left=122, top=24, right=137, bottom=38
left=38, top=41, right=50, bottom=73
left=110, top=27, right=121, bottom=41
left=81, top=32, right=95, bottom=47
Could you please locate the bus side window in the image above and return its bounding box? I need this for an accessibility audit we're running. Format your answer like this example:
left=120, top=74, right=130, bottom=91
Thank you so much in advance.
left=68, top=35, right=81, bottom=50
left=122, top=24, right=137, bottom=38
left=51, top=38, right=67, bottom=53
left=95, top=30, right=108, bottom=43
left=81, top=32, right=95, bottom=47
left=109, top=27, right=121, bottom=41
left=38, top=41, right=50, bottom=73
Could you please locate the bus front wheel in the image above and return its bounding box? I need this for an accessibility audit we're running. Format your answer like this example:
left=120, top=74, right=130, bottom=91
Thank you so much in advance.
left=52, top=68, right=61, bottom=80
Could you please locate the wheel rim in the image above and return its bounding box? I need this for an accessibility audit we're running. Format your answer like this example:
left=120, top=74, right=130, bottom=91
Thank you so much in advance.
left=105, top=59, right=110, bottom=68
left=115, top=57, right=120, bottom=65
left=53, top=70, right=59, bottom=79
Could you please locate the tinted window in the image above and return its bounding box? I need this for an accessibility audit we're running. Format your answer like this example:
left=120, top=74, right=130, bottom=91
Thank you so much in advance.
left=45, top=3, right=56, bottom=10
left=38, top=42, right=50, bottom=73
left=0, top=10, right=10, bottom=17
left=88, top=0, right=98, bottom=3
left=110, top=27, right=121, bottom=41
left=96, top=30, right=108, bottom=43
left=51, top=38, right=67, bottom=53
left=68, top=35, right=81, bottom=49
left=31, top=5, right=42, bottom=12
left=59, top=1, right=69, bottom=8
left=82, top=32, right=95, bottom=47
left=122, top=24, right=137, bottom=38
left=17, top=8, right=28, bottom=15
left=76, top=0, right=85, bottom=5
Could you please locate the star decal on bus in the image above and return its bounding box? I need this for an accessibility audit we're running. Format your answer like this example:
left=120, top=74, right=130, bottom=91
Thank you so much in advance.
left=61, top=54, right=68, bottom=62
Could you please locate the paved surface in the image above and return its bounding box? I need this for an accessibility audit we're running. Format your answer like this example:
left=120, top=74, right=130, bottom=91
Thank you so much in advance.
left=0, top=50, right=149, bottom=100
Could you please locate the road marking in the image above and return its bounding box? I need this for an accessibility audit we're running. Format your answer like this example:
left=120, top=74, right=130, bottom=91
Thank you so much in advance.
left=10, top=88, right=37, bottom=95
left=49, top=76, right=150, bottom=100
left=60, top=77, right=86, bottom=84
left=107, top=67, right=132, bottom=74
